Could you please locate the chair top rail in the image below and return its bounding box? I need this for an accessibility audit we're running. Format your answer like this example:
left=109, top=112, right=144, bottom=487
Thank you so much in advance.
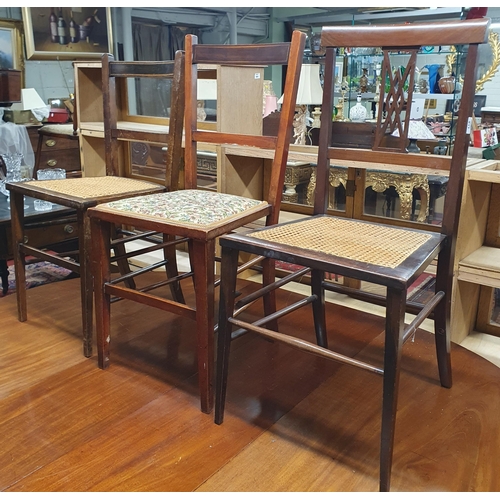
left=108, top=60, right=177, bottom=79
left=321, top=18, right=490, bottom=48
left=192, top=43, right=291, bottom=66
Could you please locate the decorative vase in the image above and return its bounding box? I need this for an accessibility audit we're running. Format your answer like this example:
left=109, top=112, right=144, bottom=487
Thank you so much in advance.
left=0, top=152, right=23, bottom=199
left=349, top=94, right=367, bottom=122
left=0, top=152, right=29, bottom=208
left=438, top=75, right=456, bottom=94
left=359, top=68, right=369, bottom=93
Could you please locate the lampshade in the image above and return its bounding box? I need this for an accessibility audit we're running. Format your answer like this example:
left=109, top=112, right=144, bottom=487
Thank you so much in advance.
left=392, top=119, right=436, bottom=140
left=278, top=64, right=323, bottom=105
left=197, top=80, right=217, bottom=100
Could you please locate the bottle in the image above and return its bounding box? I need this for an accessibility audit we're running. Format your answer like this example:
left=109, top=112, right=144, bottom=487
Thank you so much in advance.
left=57, top=8, right=68, bottom=45
left=69, top=15, right=79, bottom=43
left=49, top=8, right=58, bottom=43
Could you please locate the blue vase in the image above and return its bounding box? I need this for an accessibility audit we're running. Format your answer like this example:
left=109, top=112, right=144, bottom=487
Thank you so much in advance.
left=425, top=64, right=441, bottom=94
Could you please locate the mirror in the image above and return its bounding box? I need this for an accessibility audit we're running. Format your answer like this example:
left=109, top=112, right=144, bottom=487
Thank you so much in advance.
left=446, top=30, right=500, bottom=93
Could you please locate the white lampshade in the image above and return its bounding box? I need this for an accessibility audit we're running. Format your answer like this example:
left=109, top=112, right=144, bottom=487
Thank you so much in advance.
left=392, top=119, right=436, bottom=140
left=278, top=64, right=323, bottom=105
left=197, top=80, right=217, bottom=100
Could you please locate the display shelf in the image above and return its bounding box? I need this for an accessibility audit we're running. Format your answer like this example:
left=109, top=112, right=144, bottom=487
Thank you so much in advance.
left=452, top=159, right=500, bottom=342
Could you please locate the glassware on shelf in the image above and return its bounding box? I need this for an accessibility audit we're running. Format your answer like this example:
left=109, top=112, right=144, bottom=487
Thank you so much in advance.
left=0, top=153, right=29, bottom=208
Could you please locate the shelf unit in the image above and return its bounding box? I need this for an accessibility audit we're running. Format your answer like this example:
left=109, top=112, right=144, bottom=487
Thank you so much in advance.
left=74, top=60, right=266, bottom=198
left=452, top=159, right=500, bottom=342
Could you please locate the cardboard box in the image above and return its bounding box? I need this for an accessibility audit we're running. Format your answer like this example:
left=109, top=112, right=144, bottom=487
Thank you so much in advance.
left=473, top=127, right=498, bottom=148
left=2, top=109, right=41, bottom=125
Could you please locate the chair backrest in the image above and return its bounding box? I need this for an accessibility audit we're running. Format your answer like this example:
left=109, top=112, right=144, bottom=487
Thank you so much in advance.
left=101, top=51, right=185, bottom=191
left=316, top=18, right=489, bottom=239
left=184, top=30, right=306, bottom=226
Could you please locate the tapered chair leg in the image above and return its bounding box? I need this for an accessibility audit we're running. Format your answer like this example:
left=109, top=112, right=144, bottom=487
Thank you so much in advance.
left=379, top=287, right=405, bottom=492
left=80, top=210, right=94, bottom=358
left=10, top=191, right=27, bottom=322
left=215, top=245, right=240, bottom=425
left=261, top=256, right=278, bottom=332
left=163, top=233, right=185, bottom=304
left=91, top=217, right=112, bottom=369
left=190, top=238, right=216, bottom=414
left=311, top=268, right=328, bottom=348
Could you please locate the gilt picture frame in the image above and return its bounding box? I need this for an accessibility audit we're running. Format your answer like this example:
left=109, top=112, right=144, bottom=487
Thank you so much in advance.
left=22, top=7, right=113, bottom=60
left=0, top=19, right=24, bottom=71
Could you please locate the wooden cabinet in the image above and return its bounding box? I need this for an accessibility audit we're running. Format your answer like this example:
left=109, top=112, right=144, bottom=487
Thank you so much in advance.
left=26, top=126, right=81, bottom=177
left=451, top=159, right=500, bottom=342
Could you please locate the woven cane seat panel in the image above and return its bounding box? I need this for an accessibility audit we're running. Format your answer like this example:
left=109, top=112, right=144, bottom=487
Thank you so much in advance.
left=99, top=189, right=267, bottom=228
left=251, top=217, right=433, bottom=269
left=25, top=177, right=161, bottom=199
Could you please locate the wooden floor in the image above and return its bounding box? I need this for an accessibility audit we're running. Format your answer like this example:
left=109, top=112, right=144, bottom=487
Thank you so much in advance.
left=1, top=274, right=500, bottom=492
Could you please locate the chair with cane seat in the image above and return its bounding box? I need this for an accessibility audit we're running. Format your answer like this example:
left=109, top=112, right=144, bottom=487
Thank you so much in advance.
left=7, top=51, right=186, bottom=358
left=214, top=19, right=489, bottom=491
left=87, top=30, right=306, bottom=414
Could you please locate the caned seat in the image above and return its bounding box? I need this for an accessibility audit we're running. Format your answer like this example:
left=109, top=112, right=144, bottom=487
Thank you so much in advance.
left=7, top=51, right=186, bottom=358
left=214, top=18, right=490, bottom=491
left=88, top=30, right=306, bottom=414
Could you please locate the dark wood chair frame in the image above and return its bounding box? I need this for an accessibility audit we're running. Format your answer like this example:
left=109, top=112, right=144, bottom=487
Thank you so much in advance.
left=88, top=30, right=306, bottom=414
left=214, top=18, right=490, bottom=491
left=7, top=52, right=186, bottom=358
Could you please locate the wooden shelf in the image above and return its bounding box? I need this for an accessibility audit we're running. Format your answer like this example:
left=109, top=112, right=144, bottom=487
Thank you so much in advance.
left=451, top=158, right=500, bottom=342
left=458, top=246, right=500, bottom=287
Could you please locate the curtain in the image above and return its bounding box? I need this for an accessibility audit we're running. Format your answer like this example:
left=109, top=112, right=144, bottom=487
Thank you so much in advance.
left=132, top=22, right=172, bottom=117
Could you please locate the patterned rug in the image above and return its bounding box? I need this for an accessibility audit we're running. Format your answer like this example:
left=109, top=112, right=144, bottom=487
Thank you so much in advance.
left=1, top=260, right=76, bottom=297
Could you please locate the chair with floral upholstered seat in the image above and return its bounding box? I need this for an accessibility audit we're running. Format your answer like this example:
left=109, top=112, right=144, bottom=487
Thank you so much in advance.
left=87, top=30, right=306, bottom=414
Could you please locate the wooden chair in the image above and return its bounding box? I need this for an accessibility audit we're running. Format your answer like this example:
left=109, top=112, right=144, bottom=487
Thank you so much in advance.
left=87, top=30, right=306, bottom=414
left=7, top=51, right=186, bottom=358
left=214, top=19, right=489, bottom=491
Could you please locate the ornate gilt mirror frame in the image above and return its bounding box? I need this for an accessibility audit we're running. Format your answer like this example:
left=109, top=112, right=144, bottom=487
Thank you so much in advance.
left=446, top=30, right=500, bottom=93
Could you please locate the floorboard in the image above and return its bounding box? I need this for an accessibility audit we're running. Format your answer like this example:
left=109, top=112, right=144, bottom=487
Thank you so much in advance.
left=1, top=276, right=499, bottom=492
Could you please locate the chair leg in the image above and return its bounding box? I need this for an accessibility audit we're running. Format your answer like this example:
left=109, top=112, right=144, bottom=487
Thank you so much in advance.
left=215, top=245, right=240, bottom=425
left=91, top=217, right=112, bottom=369
left=163, top=233, right=185, bottom=304
left=111, top=224, right=136, bottom=290
left=433, top=264, right=452, bottom=388
left=379, top=286, right=405, bottom=492
left=190, top=238, right=215, bottom=414
left=80, top=211, right=94, bottom=358
left=33, top=133, right=43, bottom=179
left=311, top=268, right=328, bottom=348
left=261, top=257, right=278, bottom=331
left=10, top=191, right=27, bottom=322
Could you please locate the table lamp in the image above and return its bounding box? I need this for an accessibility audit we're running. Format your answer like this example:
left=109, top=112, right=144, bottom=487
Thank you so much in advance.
left=392, top=118, right=436, bottom=153
left=278, top=64, right=323, bottom=145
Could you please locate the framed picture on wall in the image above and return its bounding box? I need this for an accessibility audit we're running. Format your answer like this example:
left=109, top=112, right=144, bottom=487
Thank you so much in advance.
left=0, top=19, right=24, bottom=79
left=22, top=7, right=113, bottom=60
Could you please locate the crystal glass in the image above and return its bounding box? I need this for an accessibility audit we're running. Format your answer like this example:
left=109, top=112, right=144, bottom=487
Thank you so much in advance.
left=0, top=153, right=29, bottom=207
left=34, top=168, right=67, bottom=211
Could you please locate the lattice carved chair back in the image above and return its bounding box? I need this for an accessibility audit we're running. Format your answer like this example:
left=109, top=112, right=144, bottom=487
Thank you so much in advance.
left=213, top=18, right=491, bottom=493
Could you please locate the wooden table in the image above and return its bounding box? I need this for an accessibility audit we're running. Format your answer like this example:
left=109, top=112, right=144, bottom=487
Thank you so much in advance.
left=0, top=195, right=78, bottom=295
